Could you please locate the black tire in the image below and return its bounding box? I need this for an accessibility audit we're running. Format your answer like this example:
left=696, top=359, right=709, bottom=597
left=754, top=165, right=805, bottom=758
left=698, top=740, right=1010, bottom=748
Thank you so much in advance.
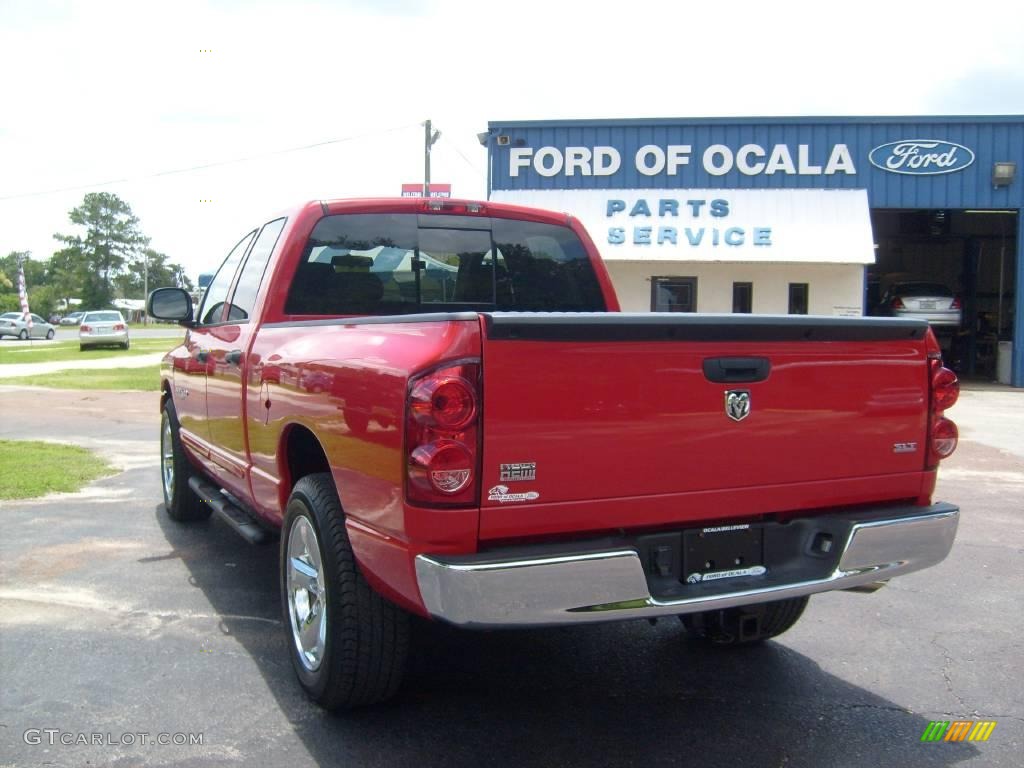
left=18, top=329, right=27, bottom=340
left=281, top=473, right=409, bottom=710
left=46, top=329, right=55, bottom=340
left=679, top=596, right=809, bottom=647
left=122, top=339, right=130, bottom=350
left=160, top=400, right=210, bottom=522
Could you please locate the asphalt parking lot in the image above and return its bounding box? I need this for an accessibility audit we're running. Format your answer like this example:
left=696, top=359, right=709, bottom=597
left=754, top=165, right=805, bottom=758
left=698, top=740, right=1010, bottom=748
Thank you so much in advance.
left=0, top=385, right=1021, bottom=767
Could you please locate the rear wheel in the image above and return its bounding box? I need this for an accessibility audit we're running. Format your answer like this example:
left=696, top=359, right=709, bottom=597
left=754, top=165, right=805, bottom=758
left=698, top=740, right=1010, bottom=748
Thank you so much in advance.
left=46, top=329, right=55, bottom=340
left=161, top=400, right=210, bottom=522
left=281, top=473, right=409, bottom=710
left=122, top=339, right=130, bottom=350
left=679, top=596, right=809, bottom=646
left=18, top=329, right=27, bottom=340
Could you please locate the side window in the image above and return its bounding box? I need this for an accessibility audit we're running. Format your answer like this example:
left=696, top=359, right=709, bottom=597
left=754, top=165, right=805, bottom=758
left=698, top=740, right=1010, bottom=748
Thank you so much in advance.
left=198, top=231, right=257, bottom=325
left=651, top=277, right=697, bottom=312
left=789, top=283, right=809, bottom=315
left=226, top=218, right=286, bottom=322
left=732, top=282, right=753, bottom=313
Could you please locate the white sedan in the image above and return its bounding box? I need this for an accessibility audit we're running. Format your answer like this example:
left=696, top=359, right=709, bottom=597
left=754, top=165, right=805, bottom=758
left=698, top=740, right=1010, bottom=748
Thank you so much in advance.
left=79, top=311, right=130, bottom=350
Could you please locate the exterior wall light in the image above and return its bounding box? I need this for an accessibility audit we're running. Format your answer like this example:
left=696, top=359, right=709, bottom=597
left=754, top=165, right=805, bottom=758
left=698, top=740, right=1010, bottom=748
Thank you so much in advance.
left=992, top=161, right=1016, bottom=187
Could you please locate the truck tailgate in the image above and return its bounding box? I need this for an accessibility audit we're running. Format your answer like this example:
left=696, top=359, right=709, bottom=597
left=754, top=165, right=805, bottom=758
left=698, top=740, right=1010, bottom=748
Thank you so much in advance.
left=478, top=313, right=931, bottom=540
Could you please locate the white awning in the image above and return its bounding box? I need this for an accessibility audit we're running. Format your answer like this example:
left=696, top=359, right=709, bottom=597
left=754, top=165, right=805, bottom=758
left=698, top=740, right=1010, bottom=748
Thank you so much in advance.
left=490, top=188, right=875, bottom=265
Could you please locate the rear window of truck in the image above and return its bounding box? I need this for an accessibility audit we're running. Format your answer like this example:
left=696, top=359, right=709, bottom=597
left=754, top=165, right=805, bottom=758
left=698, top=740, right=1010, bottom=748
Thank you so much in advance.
left=284, top=214, right=607, bottom=315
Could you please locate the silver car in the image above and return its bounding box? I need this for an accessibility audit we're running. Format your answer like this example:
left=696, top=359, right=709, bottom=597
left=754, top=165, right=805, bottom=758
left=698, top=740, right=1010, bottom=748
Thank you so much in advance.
left=79, top=310, right=130, bottom=350
left=883, top=282, right=962, bottom=327
left=0, top=312, right=56, bottom=340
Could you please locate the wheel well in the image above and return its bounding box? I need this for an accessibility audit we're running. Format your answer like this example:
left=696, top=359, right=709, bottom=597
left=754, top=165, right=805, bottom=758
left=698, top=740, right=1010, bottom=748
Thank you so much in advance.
left=283, top=425, right=331, bottom=493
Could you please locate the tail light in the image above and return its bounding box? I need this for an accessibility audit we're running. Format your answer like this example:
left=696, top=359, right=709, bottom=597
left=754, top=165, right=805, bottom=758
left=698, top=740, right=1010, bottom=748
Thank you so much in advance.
left=890, top=297, right=905, bottom=309
left=406, top=360, right=480, bottom=506
left=423, top=200, right=486, bottom=215
left=930, top=418, right=958, bottom=460
left=950, top=296, right=962, bottom=310
left=925, top=329, right=959, bottom=467
left=80, top=324, right=92, bottom=332
left=114, top=323, right=126, bottom=331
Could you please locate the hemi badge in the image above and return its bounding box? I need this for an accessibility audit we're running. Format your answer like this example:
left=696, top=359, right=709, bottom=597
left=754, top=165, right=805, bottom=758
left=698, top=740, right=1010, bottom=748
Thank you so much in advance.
left=500, top=462, right=536, bottom=481
left=893, top=442, right=918, bottom=454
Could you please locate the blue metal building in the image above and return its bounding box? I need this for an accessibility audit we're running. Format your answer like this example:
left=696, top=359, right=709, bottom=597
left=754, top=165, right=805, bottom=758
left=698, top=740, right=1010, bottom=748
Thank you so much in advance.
left=485, top=116, right=1024, bottom=386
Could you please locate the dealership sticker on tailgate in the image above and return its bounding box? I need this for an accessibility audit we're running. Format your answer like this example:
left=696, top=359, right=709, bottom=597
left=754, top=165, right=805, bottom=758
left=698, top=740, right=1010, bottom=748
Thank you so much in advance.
left=488, top=485, right=540, bottom=503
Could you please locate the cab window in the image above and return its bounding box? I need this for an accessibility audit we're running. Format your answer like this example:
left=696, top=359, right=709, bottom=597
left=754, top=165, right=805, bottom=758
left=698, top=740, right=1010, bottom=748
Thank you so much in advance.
left=198, top=231, right=257, bottom=324
left=225, top=219, right=286, bottom=322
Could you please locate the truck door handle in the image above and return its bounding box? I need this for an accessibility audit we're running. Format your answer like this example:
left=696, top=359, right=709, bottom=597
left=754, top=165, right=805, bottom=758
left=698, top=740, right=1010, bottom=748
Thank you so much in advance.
left=702, top=357, right=771, bottom=383
left=225, top=349, right=243, bottom=366
left=195, top=348, right=209, bottom=364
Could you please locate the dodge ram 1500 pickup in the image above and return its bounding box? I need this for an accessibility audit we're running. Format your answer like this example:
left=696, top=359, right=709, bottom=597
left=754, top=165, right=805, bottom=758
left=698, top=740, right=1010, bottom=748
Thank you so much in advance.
left=148, top=197, right=960, bottom=710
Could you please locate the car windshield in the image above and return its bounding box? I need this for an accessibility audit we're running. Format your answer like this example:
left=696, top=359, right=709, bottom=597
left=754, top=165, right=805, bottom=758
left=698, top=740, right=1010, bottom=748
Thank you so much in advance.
left=895, top=283, right=953, bottom=297
left=84, top=312, right=123, bottom=322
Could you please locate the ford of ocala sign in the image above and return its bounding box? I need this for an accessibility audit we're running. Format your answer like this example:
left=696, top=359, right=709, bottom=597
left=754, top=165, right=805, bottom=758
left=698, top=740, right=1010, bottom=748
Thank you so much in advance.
left=869, top=140, right=975, bottom=175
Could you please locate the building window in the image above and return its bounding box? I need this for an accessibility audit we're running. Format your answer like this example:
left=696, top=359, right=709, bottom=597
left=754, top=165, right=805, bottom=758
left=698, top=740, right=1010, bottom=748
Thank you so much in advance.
left=651, top=277, right=697, bottom=312
left=732, top=282, right=753, bottom=313
left=789, top=283, right=809, bottom=315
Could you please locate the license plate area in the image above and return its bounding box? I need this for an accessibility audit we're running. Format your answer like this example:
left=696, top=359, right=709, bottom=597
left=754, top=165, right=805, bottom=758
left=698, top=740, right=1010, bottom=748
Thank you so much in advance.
left=683, top=526, right=764, bottom=584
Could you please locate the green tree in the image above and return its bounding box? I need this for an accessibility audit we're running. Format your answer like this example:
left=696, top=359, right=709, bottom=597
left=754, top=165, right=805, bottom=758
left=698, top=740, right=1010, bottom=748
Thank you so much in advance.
left=27, top=284, right=60, bottom=318
left=54, top=193, right=149, bottom=308
left=114, top=249, right=194, bottom=298
left=47, top=247, right=87, bottom=310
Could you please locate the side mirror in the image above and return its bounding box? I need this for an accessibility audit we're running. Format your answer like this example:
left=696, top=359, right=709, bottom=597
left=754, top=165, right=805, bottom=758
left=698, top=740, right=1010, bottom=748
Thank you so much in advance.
left=148, top=287, right=194, bottom=325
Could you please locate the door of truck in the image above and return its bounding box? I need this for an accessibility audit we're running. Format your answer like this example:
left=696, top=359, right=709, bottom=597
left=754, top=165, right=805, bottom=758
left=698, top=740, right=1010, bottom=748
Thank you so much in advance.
left=203, top=218, right=286, bottom=498
left=176, top=230, right=256, bottom=457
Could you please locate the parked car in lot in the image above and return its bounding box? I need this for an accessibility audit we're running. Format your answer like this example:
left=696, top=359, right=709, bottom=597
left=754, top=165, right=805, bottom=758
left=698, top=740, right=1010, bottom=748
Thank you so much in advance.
left=78, top=310, right=130, bottom=350
left=882, top=282, right=962, bottom=327
left=60, top=311, right=85, bottom=326
left=0, top=312, right=55, bottom=340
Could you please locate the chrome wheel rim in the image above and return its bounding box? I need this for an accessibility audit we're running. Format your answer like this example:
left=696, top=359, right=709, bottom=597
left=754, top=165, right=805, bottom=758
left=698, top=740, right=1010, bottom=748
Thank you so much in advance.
left=161, top=415, right=175, bottom=503
left=286, top=516, right=327, bottom=672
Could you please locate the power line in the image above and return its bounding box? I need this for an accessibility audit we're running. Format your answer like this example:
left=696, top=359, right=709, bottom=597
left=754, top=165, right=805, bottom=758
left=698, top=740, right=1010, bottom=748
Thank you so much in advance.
left=0, top=123, right=420, bottom=202
left=440, top=136, right=486, bottom=177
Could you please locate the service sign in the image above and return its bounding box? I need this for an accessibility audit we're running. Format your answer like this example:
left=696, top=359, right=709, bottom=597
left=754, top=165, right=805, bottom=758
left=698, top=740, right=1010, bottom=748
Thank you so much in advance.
left=490, top=188, right=875, bottom=264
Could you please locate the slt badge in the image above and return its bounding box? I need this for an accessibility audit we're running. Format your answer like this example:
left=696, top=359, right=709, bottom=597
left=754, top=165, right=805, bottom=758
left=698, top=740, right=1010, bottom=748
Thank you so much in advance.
left=725, top=390, right=751, bottom=422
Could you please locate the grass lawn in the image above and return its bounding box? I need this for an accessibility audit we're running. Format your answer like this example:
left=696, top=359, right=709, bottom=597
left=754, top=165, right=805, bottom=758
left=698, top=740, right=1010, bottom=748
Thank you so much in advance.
left=0, top=337, right=179, bottom=365
left=0, top=439, right=116, bottom=500
left=3, top=366, right=162, bottom=391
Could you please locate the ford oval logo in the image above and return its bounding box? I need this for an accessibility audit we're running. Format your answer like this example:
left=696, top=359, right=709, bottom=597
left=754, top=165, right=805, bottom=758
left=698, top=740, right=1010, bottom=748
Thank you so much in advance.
left=869, top=140, right=975, bottom=176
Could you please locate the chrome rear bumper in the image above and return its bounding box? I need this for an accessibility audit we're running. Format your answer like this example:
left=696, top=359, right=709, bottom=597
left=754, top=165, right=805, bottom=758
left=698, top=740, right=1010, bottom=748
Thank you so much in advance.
left=415, top=504, right=959, bottom=628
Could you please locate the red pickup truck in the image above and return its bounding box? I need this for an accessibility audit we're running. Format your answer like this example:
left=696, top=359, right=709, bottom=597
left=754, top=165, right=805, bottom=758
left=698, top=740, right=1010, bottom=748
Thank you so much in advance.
left=148, top=197, right=960, bottom=710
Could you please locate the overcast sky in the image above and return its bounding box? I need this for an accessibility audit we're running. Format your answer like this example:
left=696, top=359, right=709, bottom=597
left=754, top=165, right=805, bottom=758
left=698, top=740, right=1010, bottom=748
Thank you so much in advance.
left=2, top=0, right=1022, bottom=282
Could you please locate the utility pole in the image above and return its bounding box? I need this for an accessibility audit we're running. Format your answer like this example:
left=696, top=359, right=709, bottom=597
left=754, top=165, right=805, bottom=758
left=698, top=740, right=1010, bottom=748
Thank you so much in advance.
left=423, top=120, right=441, bottom=197
left=142, top=250, right=149, bottom=325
